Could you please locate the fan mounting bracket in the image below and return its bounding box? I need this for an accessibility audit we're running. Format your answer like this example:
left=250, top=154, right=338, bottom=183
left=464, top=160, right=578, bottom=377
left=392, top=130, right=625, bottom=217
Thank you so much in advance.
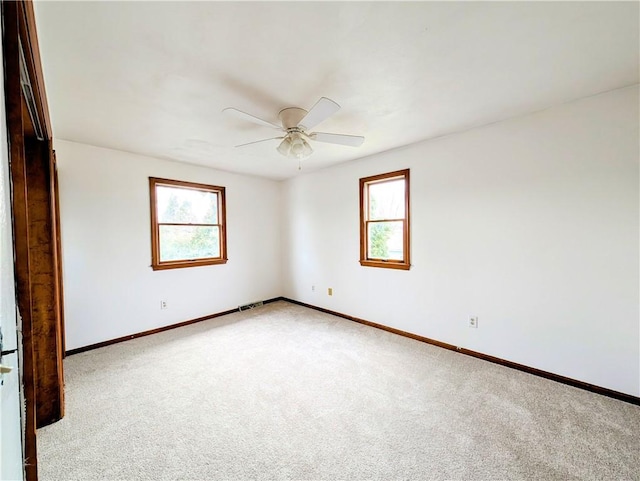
left=278, top=107, right=307, bottom=130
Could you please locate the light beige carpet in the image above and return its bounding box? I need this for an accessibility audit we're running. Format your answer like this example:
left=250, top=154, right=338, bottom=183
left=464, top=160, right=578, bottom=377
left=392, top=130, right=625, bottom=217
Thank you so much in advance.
left=37, top=301, right=639, bottom=480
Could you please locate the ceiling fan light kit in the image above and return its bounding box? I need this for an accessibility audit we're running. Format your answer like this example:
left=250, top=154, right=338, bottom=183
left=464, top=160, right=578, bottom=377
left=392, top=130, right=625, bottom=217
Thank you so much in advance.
left=277, top=130, right=313, bottom=159
left=223, top=97, right=365, bottom=164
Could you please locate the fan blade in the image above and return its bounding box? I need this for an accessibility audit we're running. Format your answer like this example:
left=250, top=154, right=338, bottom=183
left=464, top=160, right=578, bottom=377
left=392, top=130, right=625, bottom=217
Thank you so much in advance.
left=311, top=132, right=365, bottom=147
left=235, top=137, right=284, bottom=148
left=223, top=107, right=282, bottom=130
left=298, top=97, right=340, bottom=130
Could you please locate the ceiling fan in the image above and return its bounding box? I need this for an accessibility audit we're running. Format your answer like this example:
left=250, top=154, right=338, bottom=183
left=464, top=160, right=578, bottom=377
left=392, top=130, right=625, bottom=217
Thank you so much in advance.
left=223, top=97, right=365, bottom=160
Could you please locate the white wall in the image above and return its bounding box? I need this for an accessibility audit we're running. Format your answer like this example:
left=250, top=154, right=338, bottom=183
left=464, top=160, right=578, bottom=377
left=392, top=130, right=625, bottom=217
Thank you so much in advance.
left=282, top=86, right=640, bottom=397
left=56, top=140, right=282, bottom=350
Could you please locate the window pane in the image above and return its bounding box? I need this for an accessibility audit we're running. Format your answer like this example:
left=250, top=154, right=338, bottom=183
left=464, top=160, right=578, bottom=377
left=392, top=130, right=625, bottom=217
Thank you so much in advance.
left=156, top=186, right=218, bottom=224
left=367, top=221, right=404, bottom=260
left=159, top=225, right=220, bottom=262
left=368, top=179, right=405, bottom=220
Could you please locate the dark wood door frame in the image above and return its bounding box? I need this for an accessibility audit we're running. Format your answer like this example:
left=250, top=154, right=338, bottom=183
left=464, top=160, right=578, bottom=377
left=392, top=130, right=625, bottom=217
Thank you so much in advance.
left=2, top=1, right=64, bottom=480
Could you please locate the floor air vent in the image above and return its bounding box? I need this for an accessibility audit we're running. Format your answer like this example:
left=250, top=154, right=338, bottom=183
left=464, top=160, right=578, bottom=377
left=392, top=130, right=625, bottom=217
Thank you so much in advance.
left=238, top=301, right=264, bottom=311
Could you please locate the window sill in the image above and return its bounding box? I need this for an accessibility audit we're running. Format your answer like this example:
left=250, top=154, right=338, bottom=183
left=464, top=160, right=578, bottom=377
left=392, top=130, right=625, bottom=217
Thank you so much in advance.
left=151, top=258, right=228, bottom=271
left=359, top=259, right=410, bottom=270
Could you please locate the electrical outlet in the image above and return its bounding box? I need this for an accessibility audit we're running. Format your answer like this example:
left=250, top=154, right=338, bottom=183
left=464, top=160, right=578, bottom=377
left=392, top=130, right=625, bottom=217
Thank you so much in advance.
left=469, top=316, right=478, bottom=328
left=311, top=285, right=315, bottom=292
left=328, top=288, right=333, bottom=296
left=160, top=300, right=168, bottom=310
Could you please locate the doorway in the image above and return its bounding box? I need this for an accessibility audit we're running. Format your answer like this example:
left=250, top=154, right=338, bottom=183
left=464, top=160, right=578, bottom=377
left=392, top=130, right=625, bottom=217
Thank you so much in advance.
left=2, top=1, right=65, bottom=480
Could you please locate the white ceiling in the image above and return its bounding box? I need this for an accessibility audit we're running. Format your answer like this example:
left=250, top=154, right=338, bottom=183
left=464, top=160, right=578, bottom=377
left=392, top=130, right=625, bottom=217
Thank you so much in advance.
left=33, top=1, right=639, bottom=180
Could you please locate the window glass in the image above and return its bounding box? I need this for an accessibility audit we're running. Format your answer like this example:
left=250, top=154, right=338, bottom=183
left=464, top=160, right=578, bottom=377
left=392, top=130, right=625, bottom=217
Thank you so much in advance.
left=159, top=225, right=220, bottom=262
left=368, top=179, right=405, bottom=220
left=367, top=221, right=404, bottom=260
left=156, top=186, right=218, bottom=224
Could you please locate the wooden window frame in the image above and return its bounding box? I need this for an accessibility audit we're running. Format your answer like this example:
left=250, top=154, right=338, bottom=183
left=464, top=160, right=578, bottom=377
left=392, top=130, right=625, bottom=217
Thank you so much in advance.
left=359, top=169, right=410, bottom=270
left=149, top=177, right=227, bottom=270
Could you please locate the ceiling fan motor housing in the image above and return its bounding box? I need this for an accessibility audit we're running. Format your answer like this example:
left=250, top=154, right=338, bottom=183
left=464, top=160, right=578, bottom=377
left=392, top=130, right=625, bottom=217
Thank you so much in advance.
left=279, top=107, right=308, bottom=130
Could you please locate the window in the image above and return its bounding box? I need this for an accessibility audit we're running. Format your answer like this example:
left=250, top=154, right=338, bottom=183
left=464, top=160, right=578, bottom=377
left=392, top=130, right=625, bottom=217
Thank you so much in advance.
left=149, top=177, right=227, bottom=270
left=359, top=169, right=410, bottom=270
